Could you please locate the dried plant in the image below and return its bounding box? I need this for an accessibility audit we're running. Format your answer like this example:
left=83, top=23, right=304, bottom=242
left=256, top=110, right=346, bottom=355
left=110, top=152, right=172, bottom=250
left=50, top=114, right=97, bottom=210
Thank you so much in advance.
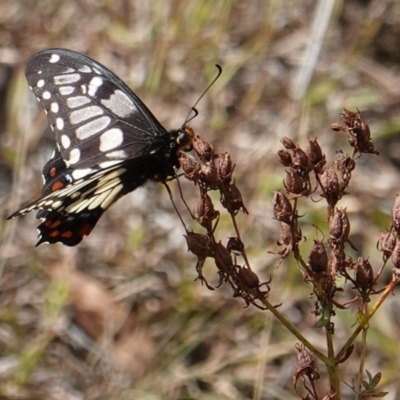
left=174, top=109, right=396, bottom=400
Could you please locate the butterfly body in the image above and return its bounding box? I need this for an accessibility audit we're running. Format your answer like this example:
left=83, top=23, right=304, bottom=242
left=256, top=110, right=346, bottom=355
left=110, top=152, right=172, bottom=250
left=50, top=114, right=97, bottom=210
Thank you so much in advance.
left=8, top=49, right=194, bottom=246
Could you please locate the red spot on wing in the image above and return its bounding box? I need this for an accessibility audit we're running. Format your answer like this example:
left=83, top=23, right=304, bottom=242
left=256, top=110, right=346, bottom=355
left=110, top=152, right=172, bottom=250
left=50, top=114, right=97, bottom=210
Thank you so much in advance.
left=52, top=181, right=64, bottom=191
left=50, top=220, right=61, bottom=228
left=79, top=223, right=94, bottom=238
left=49, top=167, right=57, bottom=177
left=36, top=206, right=104, bottom=246
left=44, top=219, right=61, bottom=228
left=61, top=231, right=73, bottom=238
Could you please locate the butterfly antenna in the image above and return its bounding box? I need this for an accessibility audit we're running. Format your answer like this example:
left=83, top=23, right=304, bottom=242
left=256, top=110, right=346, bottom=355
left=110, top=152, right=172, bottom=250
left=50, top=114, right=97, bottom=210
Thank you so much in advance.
left=184, top=64, right=223, bottom=125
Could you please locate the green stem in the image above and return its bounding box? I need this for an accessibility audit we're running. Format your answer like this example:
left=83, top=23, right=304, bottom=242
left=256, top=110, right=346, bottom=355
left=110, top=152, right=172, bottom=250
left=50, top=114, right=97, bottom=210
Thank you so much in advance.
left=336, top=279, right=397, bottom=362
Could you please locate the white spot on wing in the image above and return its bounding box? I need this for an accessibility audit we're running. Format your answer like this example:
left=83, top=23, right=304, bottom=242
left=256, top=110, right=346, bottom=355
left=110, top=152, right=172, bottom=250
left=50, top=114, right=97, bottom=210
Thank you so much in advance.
left=65, top=174, right=73, bottom=183
left=54, top=73, right=81, bottom=85
left=100, top=184, right=123, bottom=209
left=62, top=67, right=75, bottom=73
left=78, top=65, right=92, bottom=73
left=94, top=177, right=121, bottom=194
left=37, top=79, right=45, bottom=88
left=105, top=150, right=128, bottom=159
left=67, top=96, right=91, bottom=109
left=88, top=77, right=103, bottom=96
left=68, top=148, right=81, bottom=164
left=70, top=106, right=103, bottom=125
left=49, top=54, right=60, bottom=63
left=87, top=190, right=112, bottom=210
left=98, top=168, right=127, bottom=181
left=59, top=86, right=75, bottom=95
left=66, top=198, right=90, bottom=214
left=79, top=65, right=92, bottom=73
left=51, top=200, right=63, bottom=209
left=70, top=191, right=81, bottom=199
left=76, top=116, right=111, bottom=140
left=50, top=102, right=59, bottom=113
left=56, top=118, right=64, bottom=130
left=101, top=89, right=137, bottom=118
left=61, top=135, right=71, bottom=149
left=71, top=168, right=93, bottom=179
left=98, top=160, right=123, bottom=169
left=99, top=128, right=124, bottom=152
left=42, top=91, right=51, bottom=99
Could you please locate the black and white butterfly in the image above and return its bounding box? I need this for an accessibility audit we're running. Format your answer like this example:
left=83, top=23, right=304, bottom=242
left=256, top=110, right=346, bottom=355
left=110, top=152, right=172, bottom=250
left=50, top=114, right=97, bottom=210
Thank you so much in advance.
left=7, top=49, right=195, bottom=246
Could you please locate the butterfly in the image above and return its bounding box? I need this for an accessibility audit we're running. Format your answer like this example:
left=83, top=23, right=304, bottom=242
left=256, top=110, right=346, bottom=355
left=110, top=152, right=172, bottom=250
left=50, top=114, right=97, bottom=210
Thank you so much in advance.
left=7, top=49, right=195, bottom=246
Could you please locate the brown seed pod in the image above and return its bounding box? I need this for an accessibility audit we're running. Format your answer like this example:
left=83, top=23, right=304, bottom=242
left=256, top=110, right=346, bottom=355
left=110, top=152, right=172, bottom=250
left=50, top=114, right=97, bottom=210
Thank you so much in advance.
left=329, top=208, right=350, bottom=247
left=185, top=232, right=213, bottom=258
left=220, top=182, right=248, bottom=215
left=193, top=135, right=214, bottom=161
left=308, top=239, right=328, bottom=275
left=217, top=152, right=234, bottom=183
left=306, top=138, right=326, bottom=173
left=273, top=190, right=293, bottom=223
left=193, top=194, right=219, bottom=230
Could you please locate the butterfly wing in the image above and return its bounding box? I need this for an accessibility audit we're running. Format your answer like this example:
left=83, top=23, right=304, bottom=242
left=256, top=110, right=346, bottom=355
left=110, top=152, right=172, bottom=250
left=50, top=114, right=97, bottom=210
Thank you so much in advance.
left=25, top=48, right=169, bottom=170
left=8, top=49, right=175, bottom=245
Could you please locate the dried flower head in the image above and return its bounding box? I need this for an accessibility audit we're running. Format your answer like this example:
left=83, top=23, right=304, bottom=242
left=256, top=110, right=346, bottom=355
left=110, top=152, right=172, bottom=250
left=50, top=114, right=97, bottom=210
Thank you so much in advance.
left=193, top=135, right=214, bottom=161
left=292, top=147, right=310, bottom=173
left=180, top=153, right=201, bottom=183
left=294, top=343, right=320, bottom=397
left=217, top=152, right=234, bottom=183
left=220, top=182, right=248, bottom=215
left=335, top=149, right=355, bottom=182
left=277, top=149, right=293, bottom=167
left=306, top=138, right=326, bottom=174
left=199, top=161, right=219, bottom=188
left=377, top=230, right=396, bottom=261
left=333, top=109, right=379, bottom=155
left=284, top=169, right=306, bottom=196
left=281, top=136, right=296, bottom=150
left=319, top=167, right=341, bottom=208
left=308, top=239, right=328, bottom=276
left=329, top=208, right=350, bottom=248
left=214, top=241, right=233, bottom=273
left=273, top=190, right=293, bottom=223
left=355, top=257, right=374, bottom=296
left=193, top=194, right=219, bottom=230
left=185, top=232, right=213, bottom=259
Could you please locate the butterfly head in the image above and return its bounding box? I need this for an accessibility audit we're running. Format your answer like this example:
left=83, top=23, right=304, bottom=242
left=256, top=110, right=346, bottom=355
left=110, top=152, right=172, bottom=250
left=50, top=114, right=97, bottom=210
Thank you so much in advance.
left=175, top=125, right=195, bottom=153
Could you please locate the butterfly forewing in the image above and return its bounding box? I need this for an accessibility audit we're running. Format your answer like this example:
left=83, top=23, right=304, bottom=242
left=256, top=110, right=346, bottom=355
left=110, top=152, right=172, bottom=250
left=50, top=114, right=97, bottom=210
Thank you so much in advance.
left=8, top=48, right=190, bottom=246
left=26, top=49, right=170, bottom=170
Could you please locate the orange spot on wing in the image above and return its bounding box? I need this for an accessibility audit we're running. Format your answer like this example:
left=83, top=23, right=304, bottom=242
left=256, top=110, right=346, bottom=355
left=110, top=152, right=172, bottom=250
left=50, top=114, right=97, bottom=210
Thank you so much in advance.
left=52, top=181, right=64, bottom=191
left=49, top=167, right=57, bottom=177
left=49, top=230, right=60, bottom=237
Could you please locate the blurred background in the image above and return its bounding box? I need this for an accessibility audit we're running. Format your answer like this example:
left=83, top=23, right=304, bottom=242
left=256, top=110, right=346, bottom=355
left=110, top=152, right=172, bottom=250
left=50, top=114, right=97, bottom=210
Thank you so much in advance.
left=1, top=0, right=400, bottom=399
